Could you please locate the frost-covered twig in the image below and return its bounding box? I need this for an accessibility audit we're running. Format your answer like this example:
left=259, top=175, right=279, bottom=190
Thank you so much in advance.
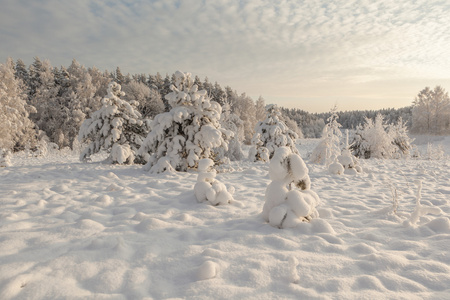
left=404, top=180, right=442, bottom=226
left=389, top=184, right=399, bottom=215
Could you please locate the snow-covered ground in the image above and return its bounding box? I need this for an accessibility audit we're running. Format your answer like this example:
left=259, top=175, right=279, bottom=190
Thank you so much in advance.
left=1, top=138, right=450, bottom=299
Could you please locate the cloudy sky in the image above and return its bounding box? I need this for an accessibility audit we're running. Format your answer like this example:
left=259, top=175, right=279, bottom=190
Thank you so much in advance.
left=1, top=0, right=449, bottom=112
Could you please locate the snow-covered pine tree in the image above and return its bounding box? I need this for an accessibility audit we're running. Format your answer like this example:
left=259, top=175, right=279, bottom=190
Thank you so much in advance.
left=115, top=67, right=125, bottom=85
left=79, top=82, right=146, bottom=164
left=249, top=104, right=298, bottom=162
left=311, top=106, right=342, bottom=164
left=15, top=59, right=29, bottom=90
left=53, top=59, right=99, bottom=149
left=0, top=58, right=37, bottom=152
left=138, top=71, right=231, bottom=173
left=262, top=147, right=320, bottom=229
left=219, top=102, right=244, bottom=161
left=351, top=113, right=396, bottom=159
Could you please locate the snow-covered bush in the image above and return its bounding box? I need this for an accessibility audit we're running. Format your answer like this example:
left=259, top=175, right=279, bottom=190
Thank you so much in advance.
left=425, top=143, right=445, bottom=160
left=262, top=147, right=320, bottom=229
left=389, top=117, right=414, bottom=158
left=351, top=114, right=396, bottom=159
left=0, top=148, right=12, bottom=167
left=311, top=107, right=342, bottom=164
left=79, top=82, right=146, bottom=164
left=249, top=104, right=298, bottom=162
left=194, top=158, right=235, bottom=206
left=139, top=71, right=232, bottom=173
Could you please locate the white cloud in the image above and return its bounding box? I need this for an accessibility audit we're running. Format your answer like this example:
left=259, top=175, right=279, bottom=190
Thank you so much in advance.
left=1, top=0, right=449, bottom=112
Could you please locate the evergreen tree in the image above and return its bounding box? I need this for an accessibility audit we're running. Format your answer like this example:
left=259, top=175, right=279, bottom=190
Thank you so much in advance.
left=153, top=72, right=164, bottom=91
left=29, top=60, right=63, bottom=146
left=194, top=75, right=204, bottom=91
left=203, top=77, right=213, bottom=98
left=161, top=74, right=173, bottom=110
left=139, top=71, right=231, bottom=173
left=79, top=82, right=145, bottom=164
left=249, top=104, right=298, bottom=162
left=55, top=66, right=71, bottom=97
left=212, top=82, right=225, bottom=105
left=28, top=56, right=44, bottom=98
left=15, top=59, right=29, bottom=88
left=115, top=67, right=124, bottom=85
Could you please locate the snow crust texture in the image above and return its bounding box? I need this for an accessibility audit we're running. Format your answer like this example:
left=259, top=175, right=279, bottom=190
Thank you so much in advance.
left=1, top=139, right=450, bottom=299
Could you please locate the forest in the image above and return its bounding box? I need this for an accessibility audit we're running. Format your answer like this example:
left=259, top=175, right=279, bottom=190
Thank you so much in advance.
left=1, top=57, right=449, bottom=154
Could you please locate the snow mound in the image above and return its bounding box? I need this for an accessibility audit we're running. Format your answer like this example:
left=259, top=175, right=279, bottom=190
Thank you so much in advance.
left=197, top=261, right=218, bottom=281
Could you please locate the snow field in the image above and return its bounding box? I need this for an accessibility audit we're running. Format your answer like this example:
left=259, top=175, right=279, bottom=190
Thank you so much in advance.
left=0, top=139, right=450, bottom=299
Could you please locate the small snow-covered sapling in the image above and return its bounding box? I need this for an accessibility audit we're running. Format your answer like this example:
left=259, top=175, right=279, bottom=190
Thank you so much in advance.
left=194, top=158, right=234, bottom=206
left=328, top=130, right=362, bottom=175
left=262, top=147, right=320, bottom=229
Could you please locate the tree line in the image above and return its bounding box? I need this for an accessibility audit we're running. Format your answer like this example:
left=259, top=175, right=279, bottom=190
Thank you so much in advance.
left=1, top=56, right=448, bottom=153
left=1, top=57, right=270, bottom=152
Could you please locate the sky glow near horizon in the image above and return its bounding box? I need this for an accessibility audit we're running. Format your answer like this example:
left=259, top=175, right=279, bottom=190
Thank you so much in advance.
left=1, top=0, right=449, bottom=113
